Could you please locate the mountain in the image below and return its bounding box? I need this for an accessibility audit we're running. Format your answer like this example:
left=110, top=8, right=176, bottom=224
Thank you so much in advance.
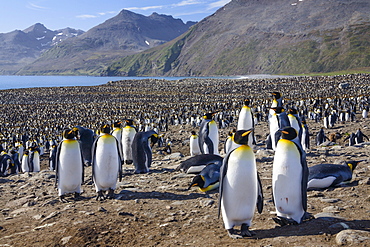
left=17, top=10, right=196, bottom=75
left=103, top=0, right=370, bottom=76
left=0, top=23, right=84, bottom=74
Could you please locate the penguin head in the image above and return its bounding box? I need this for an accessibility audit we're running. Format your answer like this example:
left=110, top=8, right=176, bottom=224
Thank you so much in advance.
left=62, top=129, right=76, bottom=140
left=288, top=108, right=298, bottom=115
left=271, top=92, right=282, bottom=100
left=188, top=175, right=205, bottom=190
left=124, top=119, right=135, bottom=127
left=270, top=107, right=285, bottom=114
left=243, top=99, right=251, bottom=107
left=233, top=129, right=253, bottom=145
left=72, top=127, right=79, bottom=139
left=191, top=131, right=196, bottom=136
left=346, top=160, right=363, bottom=172
left=150, top=133, right=158, bottom=146
left=113, top=121, right=122, bottom=128
left=100, top=124, right=111, bottom=134
left=279, top=126, right=297, bottom=140
left=203, top=112, right=216, bottom=120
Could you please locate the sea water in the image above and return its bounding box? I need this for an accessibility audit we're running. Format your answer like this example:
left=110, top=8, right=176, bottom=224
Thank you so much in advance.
left=0, top=75, right=287, bottom=90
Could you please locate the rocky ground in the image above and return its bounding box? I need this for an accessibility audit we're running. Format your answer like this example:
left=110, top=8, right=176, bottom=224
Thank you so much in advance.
left=1, top=113, right=370, bottom=246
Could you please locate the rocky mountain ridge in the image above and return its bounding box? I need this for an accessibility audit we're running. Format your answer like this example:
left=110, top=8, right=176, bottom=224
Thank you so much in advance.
left=0, top=23, right=84, bottom=74
left=104, top=0, right=370, bottom=76
left=16, top=10, right=196, bottom=75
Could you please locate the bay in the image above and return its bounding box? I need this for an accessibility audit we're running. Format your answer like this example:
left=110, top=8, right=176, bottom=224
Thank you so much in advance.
left=0, top=75, right=287, bottom=90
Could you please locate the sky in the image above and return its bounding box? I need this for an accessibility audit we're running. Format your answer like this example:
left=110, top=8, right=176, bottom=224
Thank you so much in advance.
left=0, top=0, right=232, bottom=33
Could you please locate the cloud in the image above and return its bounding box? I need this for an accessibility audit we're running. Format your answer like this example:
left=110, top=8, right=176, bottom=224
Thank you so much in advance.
left=207, top=0, right=232, bottom=9
left=173, top=0, right=203, bottom=7
left=98, top=11, right=117, bottom=16
left=126, top=5, right=164, bottom=11
left=27, top=2, right=49, bottom=11
left=76, top=14, right=98, bottom=19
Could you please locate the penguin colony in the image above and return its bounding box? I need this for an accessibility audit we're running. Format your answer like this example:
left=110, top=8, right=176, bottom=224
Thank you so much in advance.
left=0, top=74, right=369, bottom=240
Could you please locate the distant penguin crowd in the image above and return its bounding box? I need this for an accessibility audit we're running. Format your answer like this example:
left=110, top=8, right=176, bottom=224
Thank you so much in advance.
left=0, top=74, right=369, bottom=239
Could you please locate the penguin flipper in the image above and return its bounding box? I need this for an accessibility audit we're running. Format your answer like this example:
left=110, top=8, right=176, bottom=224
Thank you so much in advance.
left=204, top=136, right=214, bottom=154
left=256, top=172, right=263, bottom=214
left=295, top=142, right=308, bottom=212
left=91, top=137, right=100, bottom=183
left=79, top=143, right=84, bottom=183
left=55, top=141, right=63, bottom=187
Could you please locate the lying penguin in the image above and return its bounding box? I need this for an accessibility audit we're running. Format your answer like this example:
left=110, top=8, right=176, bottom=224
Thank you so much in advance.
left=175, top=154, right=223, bottom=174
left=188, top=163, right=221, bottom=192
left=307, top=160, right=362, bottom=189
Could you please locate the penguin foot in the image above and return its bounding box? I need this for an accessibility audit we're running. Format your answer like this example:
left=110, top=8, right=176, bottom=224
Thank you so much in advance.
left=96, top=191, right=106, bottom=201
left=301, top=212, right=315, bottom=223
left=272, top=216, right=298, bottom=226
left=59, top=195, right=69, bottom=203
left=106, top=189, right=115, bottom=199
left=74, top=192, right=81, bottom=200
left=241, top=223, right=255, bottom=237
left=125, top=160, right=133, bottom=165
left=227, top=229, right=242, bottom=239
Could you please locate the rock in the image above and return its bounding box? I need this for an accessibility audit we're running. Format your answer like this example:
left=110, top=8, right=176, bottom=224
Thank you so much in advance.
left=322, top=206, right=344, bottom=213
left=336, top=229, right=370, bottom=245
left=314, top=212, right=346, bottom=220
left=98, top=207, right=107, bottom=212
left=164, top=153, right=184, bottom=160
left=320, top=198, right=340, bottom=203
left=41, top=211, right=60, bottom=223
left=199, top=199, right=215, bottom=207
left=5, top=195, right=36, bottom=208
left=359, top=177, right=370, bottom=185
left=33, top=214, right=45, bottom=220
left=60, top=236, right=72, bottom=245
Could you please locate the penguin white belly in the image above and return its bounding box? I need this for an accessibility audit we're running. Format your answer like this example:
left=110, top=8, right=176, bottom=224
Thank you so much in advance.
left=362, top=110, right=368, bottom=118
left=18, top=146, right=24, bottom=162
left=32, top=152, right=40, bottom=172
left=289, top=116, right=300, bottom=134
left=58, top=140, right=83, bottom=195
left=207, top=121, right=219, bottom=155
left=307, top=176, right=336, bottom=189
left=122, top=127, right=135, bottom=161
left=112, top=129, right=123, bottom=158
left=94, top=135, right=120, bottom=191
left=269, top=114, right=280, bottom=150
left=221, top=146, right=257, bottom=229
left=273, top=140, right=304, bottom=223
left=190, top=137, right=201, bottom=156
left=21, top=155, right=29, bottom=172
left=237, top=107, right=253, bottom=130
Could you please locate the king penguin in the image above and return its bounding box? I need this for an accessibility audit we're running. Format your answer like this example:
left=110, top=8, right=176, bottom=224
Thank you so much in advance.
left=189, top=131, right=201, bottom=156
left=73, top=126, right=95, bottom=166
left=237, top=99, right=256, bottom=147
left=307, top=160, right=362, bottom=189
left=219, top=129, right=263, bottom=239
left=272, top=126, right=313, bottom=226
left=287, top=108, right=303, bottom=142
left=269, top=107, right=290, bottom=150
left=111, top=121, right=123, bottom=162
left=92, top=124, right=122, bottom=200
left=132, top=129, right=158, bottom=174
left=198, top=112, right=219, bottom=155
left=55, top=129, right=84, bottom=202
left=21, top=150, right=30, bottom=172
left=188, top=162, right=221, bottom=192
left=121, top=119, right=137, bottom=165
left=29, top=143, right=40, bottom=172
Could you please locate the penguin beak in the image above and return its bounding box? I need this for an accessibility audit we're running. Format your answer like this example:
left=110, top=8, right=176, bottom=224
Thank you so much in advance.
left=188, top=183, right=197, bottom=190
left=242, top=130, right=252, bottom=137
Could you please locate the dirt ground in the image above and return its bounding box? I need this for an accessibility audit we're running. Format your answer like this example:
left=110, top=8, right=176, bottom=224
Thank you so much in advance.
left=1, top=114, right=370, bottom=247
